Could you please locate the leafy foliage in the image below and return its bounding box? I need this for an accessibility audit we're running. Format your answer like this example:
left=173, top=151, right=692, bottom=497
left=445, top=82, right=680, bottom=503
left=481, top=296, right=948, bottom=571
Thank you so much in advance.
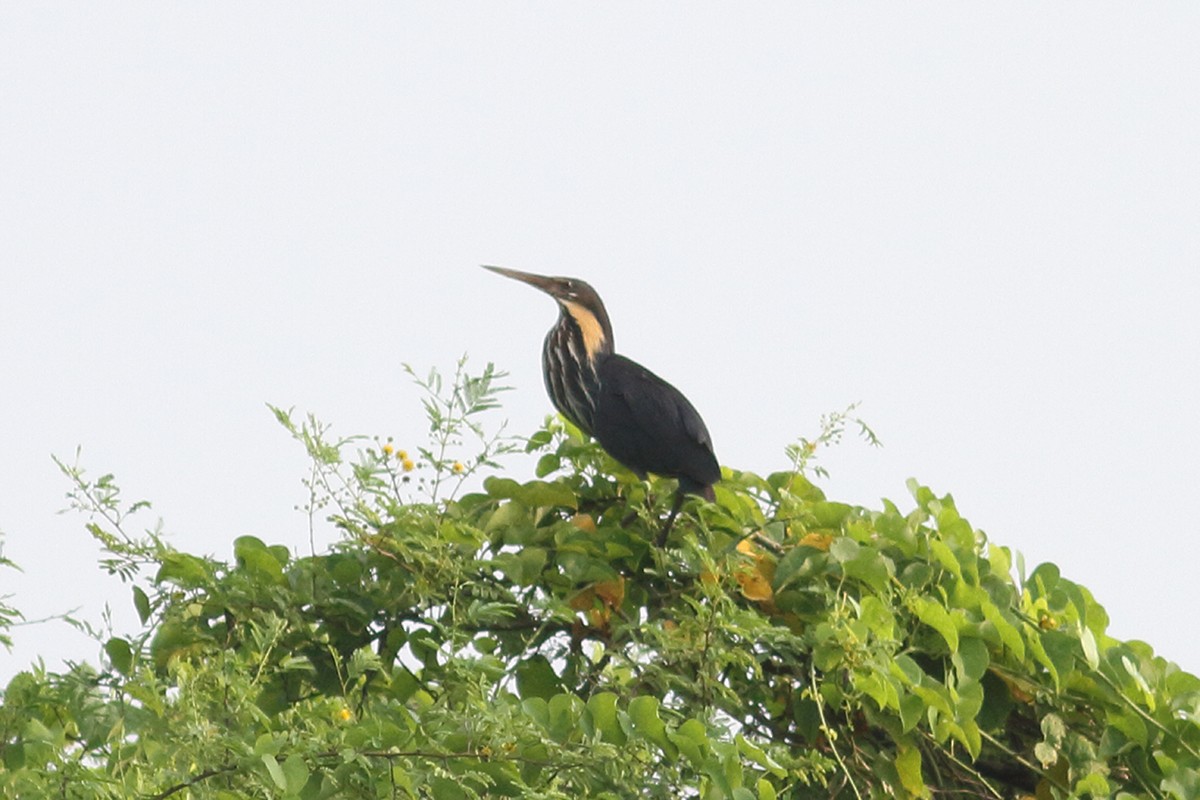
left=2, top=361, right=1198, bottom=798
left=0, top=537, right=20, bottom=651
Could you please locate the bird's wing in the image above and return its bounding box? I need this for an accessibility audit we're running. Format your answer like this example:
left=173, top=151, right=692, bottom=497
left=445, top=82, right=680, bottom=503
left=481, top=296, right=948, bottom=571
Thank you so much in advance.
left=594, top=355, right=720, bottom=490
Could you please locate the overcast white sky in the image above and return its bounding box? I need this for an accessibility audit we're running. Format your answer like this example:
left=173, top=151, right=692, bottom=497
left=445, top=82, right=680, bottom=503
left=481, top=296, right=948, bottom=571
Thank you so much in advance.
left=2, top=5, right=1198, bottom=681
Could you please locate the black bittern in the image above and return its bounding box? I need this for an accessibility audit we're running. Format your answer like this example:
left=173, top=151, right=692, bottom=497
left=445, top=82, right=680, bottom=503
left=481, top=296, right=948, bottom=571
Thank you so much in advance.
left=484, top=265, right=720, bottom=544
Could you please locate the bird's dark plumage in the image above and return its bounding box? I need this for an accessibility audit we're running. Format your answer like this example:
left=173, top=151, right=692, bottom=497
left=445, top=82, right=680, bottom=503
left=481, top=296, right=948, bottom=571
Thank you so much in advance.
left=593, top=355, right=719, bottom=499
left=484, top=265, right=719, bottom=540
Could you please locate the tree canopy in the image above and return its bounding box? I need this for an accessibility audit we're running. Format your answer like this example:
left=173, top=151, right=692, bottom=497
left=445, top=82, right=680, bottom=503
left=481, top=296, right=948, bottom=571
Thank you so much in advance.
left=2, top=360, right=1198, bottom=799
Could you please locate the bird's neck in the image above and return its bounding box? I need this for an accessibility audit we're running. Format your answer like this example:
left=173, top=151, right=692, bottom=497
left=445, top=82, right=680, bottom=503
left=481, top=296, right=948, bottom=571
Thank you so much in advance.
left=560, top=301, right=613, bottom=360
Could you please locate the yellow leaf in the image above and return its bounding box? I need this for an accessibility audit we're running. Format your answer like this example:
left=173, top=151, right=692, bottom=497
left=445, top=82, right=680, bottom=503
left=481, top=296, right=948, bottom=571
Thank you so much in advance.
left=594, top=577, right=625, bottom=608
left=798, top=532, right=834, bottom=551
left=734, top=565, right=774, bottom=602
left=571, top=513, right=597, bottom=533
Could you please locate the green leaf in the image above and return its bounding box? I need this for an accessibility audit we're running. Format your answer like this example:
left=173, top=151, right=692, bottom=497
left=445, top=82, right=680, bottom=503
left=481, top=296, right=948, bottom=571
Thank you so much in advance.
left=518, top=479, right=578, bottom=509
left=773, top=546, right=826, bottom=591
left=811, top=501, right=853, bottom=528
left=104, top=637, right=133, bottom=676
left=899, top=693, right=926, bottom=733
left=535, top=453, right=560, bottom=477
left=525, top=428, right=553, bottom=451
left=1079, top=623, right=1100, bottom=670
left=132, top=585, right=151, bottom=624
left=515, top=655, right=559, bottom=700
left=430, top=777, right=465, bottom=800
left=150, top=620, right=201, bottom=669
left=912, top=596, right=958, bottom=653
left=859, top=595, right=895, bottom=640
left=954, top=637, right=989, bottom=683
left=840, top=546, right=893, bottom=591
left=2, top=741, right=25, bottom=770
left=155, top=551, right=210, bottom=588
left=547, top=693, right=579, bottom=743
left=895, top=745, right=927, bottom=797
left=628, top=696, right=676, bottom=760
left=281, top=753, right=309, bottom=794
left=668, top=718, right=708, bottom=767
left=484, top=476, right=523, bottom=498
left=1073, top=772, right=1111, bottom=797
left=492, top=547, right=547, bottom=586
left=262, top=754, right=287, bottom=790
left=829, top=537, right=860, bottom=563
left=234, top=536, right=285, bottom=585
left=586, top=692, right=625, bottom=745
left=980, top=597, right=1025, bottom=661
left=928, top=539, right=961, bottom=579
left=736, top=735, right=785, bottom=778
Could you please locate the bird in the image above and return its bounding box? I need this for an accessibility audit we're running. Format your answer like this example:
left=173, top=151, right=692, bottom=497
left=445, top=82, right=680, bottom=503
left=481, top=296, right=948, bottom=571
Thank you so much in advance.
left=483, top=265, right=720, bottom=544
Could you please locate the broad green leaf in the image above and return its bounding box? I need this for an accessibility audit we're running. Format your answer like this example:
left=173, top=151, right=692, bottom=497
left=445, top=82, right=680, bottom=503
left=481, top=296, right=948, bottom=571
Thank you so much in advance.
left=956, top=719, right=982, bottom=759
left=1074, top=772, right=1111, bottom=797
left=132, top=585, right=151, bottom=624
left=1079, top=623, right=1100, bottom=670
left=484, top=500, right=532, bottom=536
left=430, top=777, right=465, bottom=800
left=954, top=637, right=989, bottom=683
left=928, top=539, right=961, bottom=579
left=234, top=536, right=285, bottom=584
left=586, top=692, right=625, bottom=745
left=150, top=620, right=201, bottom=670
left=628, top=696, right=676, bottom=760
left=547, top=693, right=580, bottom=743
left=811, top=501, right=853, bottom=528
left=980, top=597, right=1025, bottom=661
left=515, top=655, right=559, bottom=700
left=899, top=693, right=926, bottom=733
left=859, top=595, right=895, bottom=641
left=535, top=452, right=560, bottom=477
left=895, top=745, right=928, bottom=797
left=1, top=741, right=24, bottom=770
left=829, top=537, right=860, bottom=563
left=1106, top=708, right=1148, bottom=747
left=262, top=755, right=287, bottom=790
left=104, top=637, right=133, bottom=676
left=281, top=753, right=309, bottom=794
left=840, top=547, right=894, bottom=591
left=736, top=734, right=785, bottom=778
left=668, top=718, right=708, bottom=767
left=155, top=551, right=210, bottom=588
left=772, top=546, right=826, bottom=591
left=483, top=476, right=522, bottom=498
left=912, top=596, right=958, bottom=653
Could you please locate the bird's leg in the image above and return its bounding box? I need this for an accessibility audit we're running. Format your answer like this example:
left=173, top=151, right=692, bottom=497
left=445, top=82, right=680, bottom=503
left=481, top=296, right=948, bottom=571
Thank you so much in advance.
left=655, top=492, right=686, bottom=547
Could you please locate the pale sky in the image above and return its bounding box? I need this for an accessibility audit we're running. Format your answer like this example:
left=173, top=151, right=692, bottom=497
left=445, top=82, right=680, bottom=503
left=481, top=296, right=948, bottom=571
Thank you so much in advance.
left=2, top=5, right=1198, bottom=681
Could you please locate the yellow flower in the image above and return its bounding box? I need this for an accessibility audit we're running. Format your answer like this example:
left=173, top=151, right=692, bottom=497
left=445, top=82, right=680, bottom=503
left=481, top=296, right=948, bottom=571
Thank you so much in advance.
left=396, top=449, right=408, bottom=461
left=381, top=443, right=394, bottom=456
left=401, top=458, right=415, bottom=472
left=337, top=707, right=353, bottom=722
left=452, top=461, right=465, bottom=474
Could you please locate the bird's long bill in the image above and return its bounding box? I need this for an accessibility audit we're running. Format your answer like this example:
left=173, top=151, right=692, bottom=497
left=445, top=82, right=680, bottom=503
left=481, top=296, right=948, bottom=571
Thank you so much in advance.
left=481, top=265, right=561, bottom=295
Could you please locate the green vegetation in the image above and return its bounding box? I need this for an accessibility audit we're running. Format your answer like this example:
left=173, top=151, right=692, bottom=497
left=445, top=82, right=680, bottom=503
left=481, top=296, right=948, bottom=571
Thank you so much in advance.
left=2, top=360, right=1197, bottom=798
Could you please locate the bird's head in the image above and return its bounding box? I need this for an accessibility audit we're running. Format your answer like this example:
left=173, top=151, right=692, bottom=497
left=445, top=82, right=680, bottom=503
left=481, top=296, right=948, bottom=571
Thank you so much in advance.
left=483, top=265, right=613, bottom=359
